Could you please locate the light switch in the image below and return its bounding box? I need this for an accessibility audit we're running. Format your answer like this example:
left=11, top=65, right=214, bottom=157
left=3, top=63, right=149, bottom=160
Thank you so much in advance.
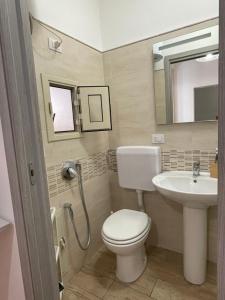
left=152, top=134, right=165, bottom=144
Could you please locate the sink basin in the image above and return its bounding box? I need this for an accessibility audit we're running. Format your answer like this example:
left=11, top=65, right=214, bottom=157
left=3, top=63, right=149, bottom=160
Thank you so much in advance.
left=152, top=171, right=218, bottom=285
left=152, top=171, right=218, bottom=208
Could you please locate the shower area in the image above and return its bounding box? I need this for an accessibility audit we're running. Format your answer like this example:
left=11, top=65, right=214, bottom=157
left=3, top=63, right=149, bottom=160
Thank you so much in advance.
left=31, top=16, right=112, bottom=297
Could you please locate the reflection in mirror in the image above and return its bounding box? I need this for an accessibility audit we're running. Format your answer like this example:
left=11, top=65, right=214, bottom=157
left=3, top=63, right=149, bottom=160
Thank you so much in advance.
left=171, top=56, right=218, bottom=123
left=194, top=85, right=218, bottom=121
left=153, top=25, right=219, bottom=125
left=49, top=85, right=75, bottom=133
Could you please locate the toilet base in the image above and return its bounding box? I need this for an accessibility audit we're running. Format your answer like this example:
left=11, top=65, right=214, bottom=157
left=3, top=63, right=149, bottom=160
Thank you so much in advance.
left=116, top=245, right=147, bottom=283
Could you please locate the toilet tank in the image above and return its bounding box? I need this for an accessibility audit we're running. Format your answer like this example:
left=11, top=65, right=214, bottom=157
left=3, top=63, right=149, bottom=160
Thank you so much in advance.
left=117, top=146, right=161, bottom=191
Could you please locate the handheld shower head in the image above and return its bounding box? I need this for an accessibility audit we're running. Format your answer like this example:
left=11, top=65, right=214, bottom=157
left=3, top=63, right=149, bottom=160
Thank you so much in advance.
left=64, top=203, right=74, bottom=219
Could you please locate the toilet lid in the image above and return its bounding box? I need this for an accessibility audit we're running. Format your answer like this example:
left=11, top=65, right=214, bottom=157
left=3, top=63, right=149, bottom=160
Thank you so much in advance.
left=102, top=209, right=150, bottom=241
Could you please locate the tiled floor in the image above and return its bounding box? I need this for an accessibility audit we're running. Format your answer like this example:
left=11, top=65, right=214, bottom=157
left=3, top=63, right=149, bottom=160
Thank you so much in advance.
left=64, top=246, right=217, bottom=300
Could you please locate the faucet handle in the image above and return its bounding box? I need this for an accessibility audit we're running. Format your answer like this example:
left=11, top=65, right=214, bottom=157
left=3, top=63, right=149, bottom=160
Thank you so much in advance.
left=193, top=161, right=200, bottom=167
left=62, top=161, right=78, bottom=179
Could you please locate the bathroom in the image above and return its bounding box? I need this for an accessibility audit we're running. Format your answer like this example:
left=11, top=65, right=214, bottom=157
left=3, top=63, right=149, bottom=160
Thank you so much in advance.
left=0, top=0, right=222, bottom=299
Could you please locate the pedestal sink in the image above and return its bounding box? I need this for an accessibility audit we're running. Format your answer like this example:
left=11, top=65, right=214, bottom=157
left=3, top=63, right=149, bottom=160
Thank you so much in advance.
left=152, top=171, right=218, bottom=285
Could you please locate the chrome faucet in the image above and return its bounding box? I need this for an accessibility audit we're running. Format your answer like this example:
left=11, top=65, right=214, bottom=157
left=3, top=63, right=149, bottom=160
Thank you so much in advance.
left=193, top=161, right=200, bottom=178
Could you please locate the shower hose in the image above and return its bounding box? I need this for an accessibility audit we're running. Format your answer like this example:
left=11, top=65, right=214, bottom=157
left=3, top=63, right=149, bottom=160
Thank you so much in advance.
left=64, top=163, right=91, bottom=250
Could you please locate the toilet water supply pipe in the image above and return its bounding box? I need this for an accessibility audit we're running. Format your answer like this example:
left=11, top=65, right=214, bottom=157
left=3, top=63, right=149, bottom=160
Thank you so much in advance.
left=64, top=163, right=91, bottom=251
left=136, top=190, right=145, bottom=212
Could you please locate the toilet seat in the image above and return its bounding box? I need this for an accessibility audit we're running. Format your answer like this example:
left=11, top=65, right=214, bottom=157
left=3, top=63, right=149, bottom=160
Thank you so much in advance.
left=102, top=209, right=151, bottom=245
left=102, top=224, right=150, bottom=245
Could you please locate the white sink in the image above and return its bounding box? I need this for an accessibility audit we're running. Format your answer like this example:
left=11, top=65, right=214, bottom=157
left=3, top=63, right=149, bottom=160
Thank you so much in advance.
left=152, top=171, right=217, bottom=208
left=152, top=171, right=218, bottom=285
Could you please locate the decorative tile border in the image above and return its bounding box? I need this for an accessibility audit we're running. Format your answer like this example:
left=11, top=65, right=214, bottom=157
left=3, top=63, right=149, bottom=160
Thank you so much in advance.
left=46, top=149, right=216, bottom=198
left=162, top=149, right=216, bottom=172
left=107, top=149, right=117, bottom=172
left=107, top=149, right=216, bottom=173
left=46, top=152, right=108, bottom=198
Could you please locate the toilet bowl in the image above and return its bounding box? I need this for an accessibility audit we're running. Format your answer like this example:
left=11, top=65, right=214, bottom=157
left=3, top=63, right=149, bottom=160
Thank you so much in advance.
left=102, top=146, right=160, bottom=282
left=101, top=209, right=151, bottom=283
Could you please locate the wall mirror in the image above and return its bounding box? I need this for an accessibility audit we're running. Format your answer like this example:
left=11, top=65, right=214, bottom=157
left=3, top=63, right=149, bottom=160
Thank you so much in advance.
left=41, top=74, right=112, bottom=142
left=153, top=25, right=219, bottom=125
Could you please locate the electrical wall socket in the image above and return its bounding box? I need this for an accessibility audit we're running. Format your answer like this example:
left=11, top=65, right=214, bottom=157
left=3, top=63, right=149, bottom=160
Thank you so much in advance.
left=48, top=38, right=62, bottom=53
left=152, top=134, right=165, bottom=144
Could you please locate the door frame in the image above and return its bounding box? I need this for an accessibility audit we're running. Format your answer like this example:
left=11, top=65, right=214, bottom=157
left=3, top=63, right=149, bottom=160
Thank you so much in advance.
left=0, top=0, right=58, bottom=299
left=218, top=0, right=225, bottom=298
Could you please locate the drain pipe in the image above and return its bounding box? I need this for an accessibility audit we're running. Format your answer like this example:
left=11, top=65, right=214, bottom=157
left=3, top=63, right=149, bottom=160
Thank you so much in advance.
left=136, top=190, right=145, bottom=212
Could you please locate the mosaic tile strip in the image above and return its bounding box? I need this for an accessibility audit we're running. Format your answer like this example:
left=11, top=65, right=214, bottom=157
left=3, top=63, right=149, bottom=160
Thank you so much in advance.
left=107, top=149, right=117, bottom=172
left=107, top=149, right=216, bottom=173
left=46, top=152, right=108, bottom=198
left=162, top=149, right=216, bottom=172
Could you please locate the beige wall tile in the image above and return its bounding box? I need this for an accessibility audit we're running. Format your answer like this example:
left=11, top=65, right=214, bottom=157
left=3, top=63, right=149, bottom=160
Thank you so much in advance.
left=52, top=175, right=111, bottom=281
left=103, top=19, right=218, bottom=151
left=32, top=19, right=109, bottom=166
left=32, top=21, right=111, bottom=285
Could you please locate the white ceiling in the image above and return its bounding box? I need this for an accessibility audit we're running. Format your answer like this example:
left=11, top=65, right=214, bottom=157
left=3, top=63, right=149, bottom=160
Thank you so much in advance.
left=28, top=0, right=219, bottom=51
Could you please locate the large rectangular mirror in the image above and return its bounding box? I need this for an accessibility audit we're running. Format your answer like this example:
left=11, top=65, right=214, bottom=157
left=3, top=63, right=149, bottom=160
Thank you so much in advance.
left=153, top=26, right=219, bottom=125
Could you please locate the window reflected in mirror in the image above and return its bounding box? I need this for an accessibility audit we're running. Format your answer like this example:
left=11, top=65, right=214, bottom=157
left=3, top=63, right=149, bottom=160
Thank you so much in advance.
left=49, top=85, right=75, bottom=133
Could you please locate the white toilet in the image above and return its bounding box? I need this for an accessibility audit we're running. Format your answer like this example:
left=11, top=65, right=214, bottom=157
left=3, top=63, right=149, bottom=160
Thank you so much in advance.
left=102, top=146, right=161, bottom=283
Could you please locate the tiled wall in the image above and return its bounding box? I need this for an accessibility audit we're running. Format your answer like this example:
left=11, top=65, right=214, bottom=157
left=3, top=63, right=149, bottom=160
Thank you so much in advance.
left=162, top=150, right=216, bottom=172
left=107, top=149, right=216, bottom=173
left=47, top=152, right=108, bottom=199
left=103, top=18, right=218, bottom=263
left=32, top=20, right=111, bottom=284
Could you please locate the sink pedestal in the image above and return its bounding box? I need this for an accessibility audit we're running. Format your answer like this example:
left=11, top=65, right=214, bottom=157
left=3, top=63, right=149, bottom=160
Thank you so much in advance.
left=183, top=206, right=207, bottom=285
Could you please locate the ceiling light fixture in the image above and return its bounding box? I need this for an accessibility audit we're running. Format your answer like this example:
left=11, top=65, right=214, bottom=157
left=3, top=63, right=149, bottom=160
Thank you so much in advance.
left=196, top=53, right=219, bottom=63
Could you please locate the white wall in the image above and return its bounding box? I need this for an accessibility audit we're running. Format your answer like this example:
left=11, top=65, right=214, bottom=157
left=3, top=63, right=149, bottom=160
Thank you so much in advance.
left=0, top=119, right=25, bottom=300
left=99, top=0, right=219, bottom=50
left=28, top=0, right=103, bottom=50
left=28, top=0, right=218, bottom=51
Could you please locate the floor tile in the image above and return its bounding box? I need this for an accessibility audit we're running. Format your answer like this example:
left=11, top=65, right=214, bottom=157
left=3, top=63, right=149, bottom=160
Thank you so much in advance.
left=64, top=287, right=100, bottom=300
left=67, top=246, right=217, bottom=300
left=67, top=268, right=114, bottom=298
left=147, top=248, right=188, bottom=286
left=115, top=266, right=157, bottom=297
left=151, top=279, right=217, bottom=300
left=83, top=247, right=116, bottom=279
left=103, top=281, right=154, bottom=300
